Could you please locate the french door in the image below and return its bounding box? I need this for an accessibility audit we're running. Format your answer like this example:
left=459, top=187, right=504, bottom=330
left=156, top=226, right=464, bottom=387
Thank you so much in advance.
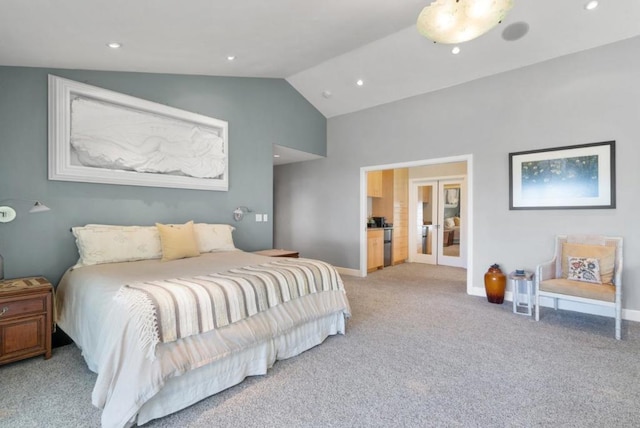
left=408, top=178, right=466, bottom=268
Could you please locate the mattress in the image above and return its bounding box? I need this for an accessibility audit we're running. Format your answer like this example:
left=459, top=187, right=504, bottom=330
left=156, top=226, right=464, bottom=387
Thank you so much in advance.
left=55, top=251, right=351, bottom=427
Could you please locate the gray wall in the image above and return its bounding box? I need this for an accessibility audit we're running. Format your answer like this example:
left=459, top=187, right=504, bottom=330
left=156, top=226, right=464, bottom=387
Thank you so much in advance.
left=0, top=67, right=326, bottom=284
left=274, top=36, right=640, bottom=312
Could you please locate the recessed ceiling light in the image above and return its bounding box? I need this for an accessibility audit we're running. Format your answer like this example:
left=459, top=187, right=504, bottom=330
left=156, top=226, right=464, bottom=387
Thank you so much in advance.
left=273, top=154, right=281, bottom=158
left=227, top=55, right=236, bottom=61
left=584, top=1, right=598, bottom=10
left=107, top=42, right=122, bottom=49
left=356, top=79, right=364, bottom=87
left=451, top=46, right=461, bottom=55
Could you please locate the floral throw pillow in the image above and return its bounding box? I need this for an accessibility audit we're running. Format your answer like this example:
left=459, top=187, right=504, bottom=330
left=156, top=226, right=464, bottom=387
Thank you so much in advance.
left=567, top=257, right=602, bottom=284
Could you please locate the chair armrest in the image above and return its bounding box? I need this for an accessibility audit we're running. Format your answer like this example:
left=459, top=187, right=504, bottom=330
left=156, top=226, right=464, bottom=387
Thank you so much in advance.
left=536, top=258, right=556, bottom=285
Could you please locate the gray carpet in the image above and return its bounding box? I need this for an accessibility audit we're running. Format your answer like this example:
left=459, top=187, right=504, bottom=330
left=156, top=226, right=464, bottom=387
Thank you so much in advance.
left=2, top=263, right=639, bottom=427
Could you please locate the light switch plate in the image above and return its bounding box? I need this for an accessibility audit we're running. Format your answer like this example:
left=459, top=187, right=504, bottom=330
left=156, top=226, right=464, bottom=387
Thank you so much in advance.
left=263, top=214, right=268, bottom=222
left=255, top=213, right=263, bottom=222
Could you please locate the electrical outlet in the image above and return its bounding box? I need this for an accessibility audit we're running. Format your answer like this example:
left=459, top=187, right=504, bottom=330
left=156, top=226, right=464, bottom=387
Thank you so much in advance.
left=255, top=214, right=263, bottom=222
left=263, top=214, right=268, bottom=222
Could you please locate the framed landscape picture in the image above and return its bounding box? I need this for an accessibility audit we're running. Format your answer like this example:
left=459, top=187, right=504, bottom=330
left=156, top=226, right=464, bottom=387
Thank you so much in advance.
left=509, top=141, right=615, bottom=210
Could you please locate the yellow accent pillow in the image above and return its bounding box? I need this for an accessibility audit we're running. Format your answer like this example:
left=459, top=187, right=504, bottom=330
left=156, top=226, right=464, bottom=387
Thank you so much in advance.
left=453, top=216, right=460, bottom=226
left=156, top=221, right=200, bottom=262
left=561, top=243, right=616, bottom=284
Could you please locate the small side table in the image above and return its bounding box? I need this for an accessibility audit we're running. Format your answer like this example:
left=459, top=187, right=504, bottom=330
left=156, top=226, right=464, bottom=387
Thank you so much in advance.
left=509, top=271, right=534, bottom=316
left=0, top=277, right=54, bottom=365
left=253, top=249, right=299, bottom=258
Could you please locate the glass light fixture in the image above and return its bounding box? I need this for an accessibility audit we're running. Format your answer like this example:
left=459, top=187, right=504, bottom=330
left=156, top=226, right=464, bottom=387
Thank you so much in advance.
left=417, top=0, right=513, bottom=44
left=233, top=206, right=252, bottom=221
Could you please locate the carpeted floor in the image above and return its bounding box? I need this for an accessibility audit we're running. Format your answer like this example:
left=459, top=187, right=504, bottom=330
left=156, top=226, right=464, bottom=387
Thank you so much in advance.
left=1, top=262, right=639, bottom=427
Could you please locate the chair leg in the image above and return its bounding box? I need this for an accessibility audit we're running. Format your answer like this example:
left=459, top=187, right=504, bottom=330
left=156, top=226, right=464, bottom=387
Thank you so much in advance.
left=615, top=307, right=621, bottom=340
left=553, top=298, right=558, bottom=310
left=535, top=292, right=540, bottom=321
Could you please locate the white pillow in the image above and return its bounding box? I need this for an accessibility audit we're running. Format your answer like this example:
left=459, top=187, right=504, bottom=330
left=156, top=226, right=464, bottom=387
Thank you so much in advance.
left=72, top=225, right=162, bottom=267
left=444, top=217, right=455, bottom=228
left=193, top=223, right=236, bottom=252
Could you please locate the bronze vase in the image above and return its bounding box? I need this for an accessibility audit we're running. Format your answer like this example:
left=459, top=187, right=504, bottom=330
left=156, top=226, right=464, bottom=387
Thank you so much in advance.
left=484, top=263, right=506, bottom=304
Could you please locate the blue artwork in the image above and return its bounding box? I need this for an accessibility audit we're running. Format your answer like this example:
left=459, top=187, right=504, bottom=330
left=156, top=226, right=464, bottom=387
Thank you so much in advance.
left=521, top=155, right=599, bottom=199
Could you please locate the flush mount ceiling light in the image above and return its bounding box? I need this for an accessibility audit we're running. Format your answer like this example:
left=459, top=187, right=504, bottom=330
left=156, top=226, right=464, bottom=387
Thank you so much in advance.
left=107, top=42, right=122, bottom=49
left=227, top=55, right=236, bottom=61
left=417, top=0, right=513, bottom=44
left=356, top=79, right=364, bottom=86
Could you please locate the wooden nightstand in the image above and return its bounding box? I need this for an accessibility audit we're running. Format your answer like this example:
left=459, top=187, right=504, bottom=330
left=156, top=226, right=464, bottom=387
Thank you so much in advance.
left=0, top=277, right=53, bottom=365
left=254, top=249, right=299, bottom=258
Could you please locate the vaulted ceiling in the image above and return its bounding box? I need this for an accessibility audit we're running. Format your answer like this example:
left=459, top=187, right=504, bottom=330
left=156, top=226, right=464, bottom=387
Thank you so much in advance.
left=2, top=0, right=639, bottom=119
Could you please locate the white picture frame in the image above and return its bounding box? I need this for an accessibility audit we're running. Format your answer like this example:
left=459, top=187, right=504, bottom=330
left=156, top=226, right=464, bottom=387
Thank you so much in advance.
left=48, top=75, right=229, bottom=191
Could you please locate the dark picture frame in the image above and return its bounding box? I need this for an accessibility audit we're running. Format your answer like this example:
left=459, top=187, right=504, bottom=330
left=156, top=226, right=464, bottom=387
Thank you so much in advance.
left=509, top=141, right=615, bottom=210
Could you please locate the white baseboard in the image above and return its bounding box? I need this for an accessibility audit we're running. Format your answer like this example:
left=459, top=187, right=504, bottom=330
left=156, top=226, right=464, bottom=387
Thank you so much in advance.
left=469, top=286, right=639, bottom=323
left=335, top=266, right=363, bottom=277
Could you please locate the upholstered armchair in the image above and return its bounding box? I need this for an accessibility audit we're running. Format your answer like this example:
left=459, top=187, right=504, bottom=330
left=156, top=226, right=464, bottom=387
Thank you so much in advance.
left=535, top=235, right=623, bottom=339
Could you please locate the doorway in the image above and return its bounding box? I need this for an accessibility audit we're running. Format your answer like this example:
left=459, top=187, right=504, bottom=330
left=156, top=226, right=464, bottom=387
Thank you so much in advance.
left=408, top=178, right=466, bottom=268
left=359, top=154, right=473, bottom=295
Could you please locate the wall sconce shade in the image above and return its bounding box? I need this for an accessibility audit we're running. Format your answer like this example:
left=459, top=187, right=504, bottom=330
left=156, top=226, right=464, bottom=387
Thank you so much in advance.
left=233, top=206, right=252, bottom=222
left=0, top=199, right=51, bottom=223
left=29, top=201, right=51, bottom=213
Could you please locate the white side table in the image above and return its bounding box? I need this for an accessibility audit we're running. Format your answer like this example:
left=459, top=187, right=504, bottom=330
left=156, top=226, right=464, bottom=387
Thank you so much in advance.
left=509, top=271, right=534, bottom=316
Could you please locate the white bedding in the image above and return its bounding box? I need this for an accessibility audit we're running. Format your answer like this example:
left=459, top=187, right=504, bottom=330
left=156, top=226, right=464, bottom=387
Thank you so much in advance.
left=56, top=251, right=351, bottom=427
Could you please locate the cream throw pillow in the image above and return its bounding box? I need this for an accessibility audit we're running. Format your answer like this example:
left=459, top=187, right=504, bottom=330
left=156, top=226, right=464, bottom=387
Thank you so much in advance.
left=561, top=243, right=615, bottom=284
left=72, top=225, right=162, bottom=267
left=156, top=221, right=200, bottom=261
left=193, top=223, right=236, bottom=252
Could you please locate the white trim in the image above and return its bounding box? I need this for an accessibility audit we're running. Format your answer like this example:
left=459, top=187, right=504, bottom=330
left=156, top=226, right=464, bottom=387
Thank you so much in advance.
left=359, top=154, right=474, bottom=295
left=48, top=75, right=229, bottom=191
left=335, top=266, right=364, bottom=277
left=473, top=291, right=640, bottom=323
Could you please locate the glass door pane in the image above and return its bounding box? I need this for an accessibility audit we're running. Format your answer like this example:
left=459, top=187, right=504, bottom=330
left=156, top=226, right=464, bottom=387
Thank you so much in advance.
left=412, top=183, right=437, bottom=264
left=441, top=184, right=460, bottom=258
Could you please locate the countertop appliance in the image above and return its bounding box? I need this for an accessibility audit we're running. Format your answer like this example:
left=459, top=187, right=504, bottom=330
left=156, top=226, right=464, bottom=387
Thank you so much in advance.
left=383, top=228, right=393, bottom=267
left=372, top=216, right=386, bottom=228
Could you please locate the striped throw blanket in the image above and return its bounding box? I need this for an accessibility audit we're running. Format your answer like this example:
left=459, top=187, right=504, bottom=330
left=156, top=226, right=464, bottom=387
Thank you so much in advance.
left=114, top=258, right=344, bottom=359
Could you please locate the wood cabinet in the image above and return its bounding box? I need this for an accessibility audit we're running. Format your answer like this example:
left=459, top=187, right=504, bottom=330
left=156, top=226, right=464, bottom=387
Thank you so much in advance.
left=392, top=168, right=409, bottom=264
left=0, top=277, right=53, bottom=365
left=371, top=168, right=408, bottom=265
left=367, top=229, right=384, bottom=272
left=367, top=170, right=383, bottom=198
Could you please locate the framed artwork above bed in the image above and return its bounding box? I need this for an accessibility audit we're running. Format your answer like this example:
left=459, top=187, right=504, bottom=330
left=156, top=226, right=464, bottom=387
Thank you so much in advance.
left=48, top=75, right=229, bottom=191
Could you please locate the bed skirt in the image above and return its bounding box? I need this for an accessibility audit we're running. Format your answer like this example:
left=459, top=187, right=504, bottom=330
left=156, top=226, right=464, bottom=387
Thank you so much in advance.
left=135, top=310, right=346, bottom=426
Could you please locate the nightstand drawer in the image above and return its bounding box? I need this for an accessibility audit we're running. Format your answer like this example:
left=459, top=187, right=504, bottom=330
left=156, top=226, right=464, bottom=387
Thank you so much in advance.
left=0, top=295, right=47, bottom=320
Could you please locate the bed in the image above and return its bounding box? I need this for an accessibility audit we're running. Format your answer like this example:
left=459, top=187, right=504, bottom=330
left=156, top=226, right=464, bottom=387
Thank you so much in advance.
left=55, top=222, right=351, bottom=428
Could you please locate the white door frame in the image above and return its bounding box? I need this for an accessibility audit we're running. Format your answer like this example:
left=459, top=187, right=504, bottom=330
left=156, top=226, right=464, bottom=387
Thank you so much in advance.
left=408, top=176, right=467, bottom=268
left=359, top=154, right=474, bottom=295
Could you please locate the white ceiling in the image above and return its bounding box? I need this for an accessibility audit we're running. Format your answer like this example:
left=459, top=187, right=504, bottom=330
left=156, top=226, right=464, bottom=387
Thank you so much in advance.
left=2, top=0, right=640, bottom=162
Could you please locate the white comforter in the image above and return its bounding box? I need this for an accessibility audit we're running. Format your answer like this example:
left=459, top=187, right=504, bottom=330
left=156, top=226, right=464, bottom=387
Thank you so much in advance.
left=56, top=251, right=351, bottom=428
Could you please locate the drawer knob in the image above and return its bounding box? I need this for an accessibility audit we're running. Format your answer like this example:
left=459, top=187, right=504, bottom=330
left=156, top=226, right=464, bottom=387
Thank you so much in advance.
left=0, top=306, right=8, bottom=317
